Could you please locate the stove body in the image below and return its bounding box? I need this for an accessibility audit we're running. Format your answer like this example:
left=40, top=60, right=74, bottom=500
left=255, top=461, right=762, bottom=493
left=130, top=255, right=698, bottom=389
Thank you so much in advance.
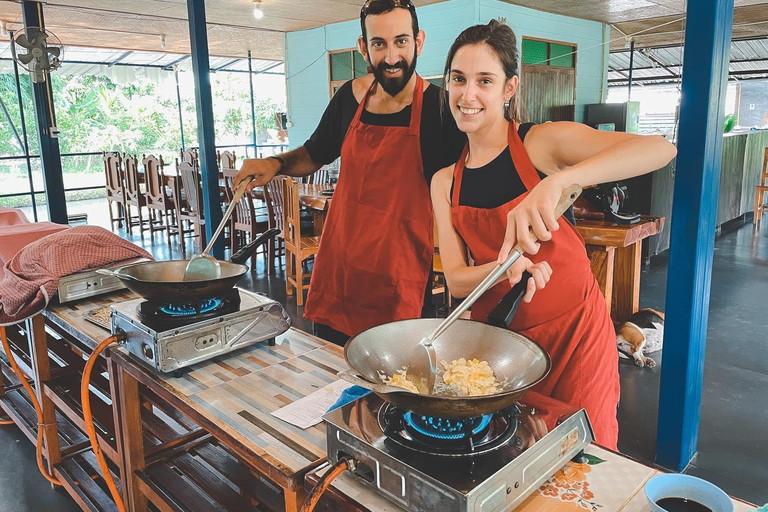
left=110, top=288, right=290, bottom=372
left=324, top=392, right=594, bottom=512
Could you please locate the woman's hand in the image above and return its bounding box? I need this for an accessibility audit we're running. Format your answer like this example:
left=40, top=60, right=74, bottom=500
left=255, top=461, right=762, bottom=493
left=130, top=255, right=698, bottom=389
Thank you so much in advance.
left=497, top=174, right=570, bottom=263
left=505, top=256, right=553, bottom=303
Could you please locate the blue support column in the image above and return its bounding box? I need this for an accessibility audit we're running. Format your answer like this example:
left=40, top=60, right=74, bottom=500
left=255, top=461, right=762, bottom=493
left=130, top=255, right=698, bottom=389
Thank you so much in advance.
left=186, top=0, right=223, bottom=258
left=21, top=1, right=67, bottom=224
left=655, top=0, right=734, bottom=470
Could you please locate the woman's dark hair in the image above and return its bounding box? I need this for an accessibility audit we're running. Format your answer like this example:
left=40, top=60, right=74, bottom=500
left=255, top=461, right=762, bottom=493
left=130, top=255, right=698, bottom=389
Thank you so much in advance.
left=441, top=19, right=524, bottom=122
left=360, top=0, right=419, bottom=44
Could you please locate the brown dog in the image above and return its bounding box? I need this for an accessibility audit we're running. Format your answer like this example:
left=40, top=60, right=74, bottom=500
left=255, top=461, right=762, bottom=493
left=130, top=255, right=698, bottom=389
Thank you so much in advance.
left=615, top=308, right=665, bottom=368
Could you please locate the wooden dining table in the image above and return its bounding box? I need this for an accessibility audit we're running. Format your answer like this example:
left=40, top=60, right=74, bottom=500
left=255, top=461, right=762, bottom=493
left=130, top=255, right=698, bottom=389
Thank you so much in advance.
left=298, top=183, right=334, bottom=235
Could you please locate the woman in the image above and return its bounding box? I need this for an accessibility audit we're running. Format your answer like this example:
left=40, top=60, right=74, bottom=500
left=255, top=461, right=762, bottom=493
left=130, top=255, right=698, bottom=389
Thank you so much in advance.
left=432, top=20, right=677, bottom=449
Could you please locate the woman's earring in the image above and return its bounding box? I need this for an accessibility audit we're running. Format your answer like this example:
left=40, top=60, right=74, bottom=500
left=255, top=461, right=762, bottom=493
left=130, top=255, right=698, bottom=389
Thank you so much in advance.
left=504, top=98, right=511, bottom=109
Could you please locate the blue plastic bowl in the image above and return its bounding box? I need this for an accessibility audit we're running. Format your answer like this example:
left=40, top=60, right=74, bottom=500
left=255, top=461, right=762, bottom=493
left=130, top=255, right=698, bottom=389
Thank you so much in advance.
left=645, top=474, right=734, bottom=512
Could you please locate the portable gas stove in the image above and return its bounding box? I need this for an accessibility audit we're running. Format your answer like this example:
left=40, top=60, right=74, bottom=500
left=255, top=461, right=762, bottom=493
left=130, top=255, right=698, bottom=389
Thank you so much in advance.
left=324, top=391, right=594, bottom=512
left=110, top=288, right=290, bottom=373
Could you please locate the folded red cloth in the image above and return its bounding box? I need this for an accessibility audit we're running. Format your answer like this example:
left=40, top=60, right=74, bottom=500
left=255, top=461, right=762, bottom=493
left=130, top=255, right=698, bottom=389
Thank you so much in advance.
left=0, top=222, right=70, bottom=279
left=0, top=226, right=153, bottom=325
left=0, top=207, right=30, bottom=226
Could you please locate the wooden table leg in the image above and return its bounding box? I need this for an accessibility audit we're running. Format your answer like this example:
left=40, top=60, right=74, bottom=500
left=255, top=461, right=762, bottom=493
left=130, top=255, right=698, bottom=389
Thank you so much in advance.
left=114, top=362, right=148, bottom=511
left=28, top=314, right=61, bottom=484
left=108, top=357, right=130, bottom=510
left=284, top=487, right=308, bottom=512
left=586, top=245, right=615, bottom=315
left=313, top=211, right=325, bottom=235
left=612, top=241, right=643, bottom=322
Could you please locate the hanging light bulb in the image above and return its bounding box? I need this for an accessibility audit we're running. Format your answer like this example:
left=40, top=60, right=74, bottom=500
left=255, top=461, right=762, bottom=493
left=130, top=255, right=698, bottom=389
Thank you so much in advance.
left=0, top=21, right=8, bottom=38
left=160, top=34, right=166, bottom=49
left=253, top=1, right=264, bottom=19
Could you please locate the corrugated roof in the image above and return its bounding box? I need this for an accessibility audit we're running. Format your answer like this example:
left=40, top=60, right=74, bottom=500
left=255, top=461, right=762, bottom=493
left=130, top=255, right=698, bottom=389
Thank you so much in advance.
left=609, top=37, right=768, bottom=84
left=0, top=40, right=284, bottom=81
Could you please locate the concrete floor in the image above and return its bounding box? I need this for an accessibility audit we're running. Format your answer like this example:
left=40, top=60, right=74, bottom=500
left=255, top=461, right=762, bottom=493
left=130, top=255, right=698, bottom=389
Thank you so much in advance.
left=1, top=202, right=767, bottom=509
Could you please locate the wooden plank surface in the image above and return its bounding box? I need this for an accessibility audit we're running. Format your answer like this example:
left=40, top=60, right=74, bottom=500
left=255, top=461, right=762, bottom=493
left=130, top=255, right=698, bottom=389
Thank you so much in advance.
left=111, top=328, right=345, bottom=491
left=576, top=217, right=661, bottom=248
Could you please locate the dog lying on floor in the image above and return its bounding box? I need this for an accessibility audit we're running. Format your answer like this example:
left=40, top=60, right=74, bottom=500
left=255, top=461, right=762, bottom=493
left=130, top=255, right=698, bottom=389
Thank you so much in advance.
left=615, top=308, right=665, bottom=368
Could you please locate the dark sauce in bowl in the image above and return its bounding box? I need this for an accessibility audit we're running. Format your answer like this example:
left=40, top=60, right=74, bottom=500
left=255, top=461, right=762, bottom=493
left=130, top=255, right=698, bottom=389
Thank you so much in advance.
left=656, top=497, right=713, bottom=512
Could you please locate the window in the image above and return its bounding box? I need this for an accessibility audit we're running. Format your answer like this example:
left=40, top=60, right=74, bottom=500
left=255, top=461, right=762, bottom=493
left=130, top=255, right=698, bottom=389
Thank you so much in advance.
left=329, top=49, right=369, bottom=97
left=522, top=38, right=576, bottom=68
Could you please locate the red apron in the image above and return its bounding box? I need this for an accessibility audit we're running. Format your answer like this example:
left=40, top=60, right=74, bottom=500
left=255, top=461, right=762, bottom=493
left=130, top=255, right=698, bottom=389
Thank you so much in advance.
left=304, top=76, right=433, bottom=337
left=450, top=123, right=620, bottom=449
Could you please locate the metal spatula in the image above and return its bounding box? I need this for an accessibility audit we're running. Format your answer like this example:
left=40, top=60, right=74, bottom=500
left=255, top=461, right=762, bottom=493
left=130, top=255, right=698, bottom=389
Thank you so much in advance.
left=406, top=183, right=582, bottom=394
left=183, top=178, right=253, bottom=281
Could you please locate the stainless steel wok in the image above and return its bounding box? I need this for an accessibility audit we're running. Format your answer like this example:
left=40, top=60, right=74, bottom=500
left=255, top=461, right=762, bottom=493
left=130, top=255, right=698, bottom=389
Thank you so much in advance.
left=341, top=318, right=551, bottom=418
left=98, top=229, right=278, bottom=303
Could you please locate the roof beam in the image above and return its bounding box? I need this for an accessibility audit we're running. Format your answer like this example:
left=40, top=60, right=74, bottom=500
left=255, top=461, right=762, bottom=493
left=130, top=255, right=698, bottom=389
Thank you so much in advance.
left=253, top=61, right=282, bottom=75
left=162, top=55, right=189, bottom=70
left=212, top=58, right=240, bottom=71
left=108, top=51, right=133, bottom=67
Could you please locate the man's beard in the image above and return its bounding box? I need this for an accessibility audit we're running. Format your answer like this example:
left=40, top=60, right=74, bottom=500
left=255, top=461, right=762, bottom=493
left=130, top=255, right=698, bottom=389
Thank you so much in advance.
left=371, top=52, right=418, bottom=97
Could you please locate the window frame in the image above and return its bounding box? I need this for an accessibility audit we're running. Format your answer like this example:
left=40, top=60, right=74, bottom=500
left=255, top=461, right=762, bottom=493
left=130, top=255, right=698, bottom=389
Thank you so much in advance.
left=521, top=36, right=578, bottom=69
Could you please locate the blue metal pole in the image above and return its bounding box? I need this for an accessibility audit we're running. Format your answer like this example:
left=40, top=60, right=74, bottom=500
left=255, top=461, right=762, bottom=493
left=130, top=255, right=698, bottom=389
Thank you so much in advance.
left=186, top=0, right=223, bottom=258
left=21, top=0, right=67, bottom=224
left=174, top=69, right=185, bottom=151
left=247, top=50, right=258, bottom=159
left=655, top=0, right=734, bottom=471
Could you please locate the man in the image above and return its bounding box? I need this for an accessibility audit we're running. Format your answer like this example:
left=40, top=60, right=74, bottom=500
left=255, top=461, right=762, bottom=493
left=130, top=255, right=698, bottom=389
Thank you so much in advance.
left=235, top=0, right=465, bottom=345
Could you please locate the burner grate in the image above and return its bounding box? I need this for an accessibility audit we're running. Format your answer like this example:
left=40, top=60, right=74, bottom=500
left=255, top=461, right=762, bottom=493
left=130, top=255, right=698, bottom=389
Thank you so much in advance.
left=159, top=298, right=224, bottom=317
left=380, top=404, right=520, bottom=457
left=403, top=412, right=492, bottom=442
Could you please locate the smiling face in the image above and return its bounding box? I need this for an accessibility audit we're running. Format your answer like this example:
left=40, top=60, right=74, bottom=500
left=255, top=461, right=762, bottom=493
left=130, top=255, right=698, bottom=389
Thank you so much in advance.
left=359, top=8, right=424, bottom=97
left=448, top=43, right=518, bottom=135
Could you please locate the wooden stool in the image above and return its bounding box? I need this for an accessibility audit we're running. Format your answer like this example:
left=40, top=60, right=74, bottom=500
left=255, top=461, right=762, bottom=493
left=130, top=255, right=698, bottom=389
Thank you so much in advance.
left=754, top=147, right=768, bottom=224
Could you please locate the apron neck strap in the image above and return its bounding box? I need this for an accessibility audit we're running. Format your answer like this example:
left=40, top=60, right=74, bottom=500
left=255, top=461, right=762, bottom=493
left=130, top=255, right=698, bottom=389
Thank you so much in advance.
left=351, top=74, right=425, bottom=133
left=507, top=121, right=541, bottom=191
left=451, top=143, right=470, bottom=205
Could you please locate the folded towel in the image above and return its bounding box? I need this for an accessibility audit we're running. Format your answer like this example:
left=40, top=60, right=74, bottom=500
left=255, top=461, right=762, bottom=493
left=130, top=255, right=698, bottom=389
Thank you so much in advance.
left=326, top=385, right=372, bottom=413
left=0, top=226, right=152, bottom=325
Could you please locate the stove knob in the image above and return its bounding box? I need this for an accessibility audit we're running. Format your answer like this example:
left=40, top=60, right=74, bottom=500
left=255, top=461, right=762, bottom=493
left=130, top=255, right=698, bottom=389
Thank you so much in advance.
left=142, top=343, right=154, bottom=361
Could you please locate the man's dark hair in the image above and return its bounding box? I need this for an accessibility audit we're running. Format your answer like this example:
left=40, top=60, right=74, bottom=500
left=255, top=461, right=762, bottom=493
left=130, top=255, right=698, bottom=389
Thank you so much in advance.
left=360, top=0, right=419, bottom=44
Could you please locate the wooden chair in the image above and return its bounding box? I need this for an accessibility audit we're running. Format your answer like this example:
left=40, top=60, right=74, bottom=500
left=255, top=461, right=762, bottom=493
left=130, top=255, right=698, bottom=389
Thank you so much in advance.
left=180, top=148, right=198, bottom=167
left=310, top=165, right=330, bottom=185
left=224, top=170, right=269, bottom=269
left=176, top=160, right=207, bottom=253
left=754, top=147, right=768, bottom=225
left=143, top=154, right=177, bottom=240
left=264, top=176, right=288, bottom=274
left=103, top=152, right=126, bottom=230
left=281, top=177, right=321, bottom=306
left=122, top=153, right=148, bottom=236
left=218, top=150, right=236, bottom=170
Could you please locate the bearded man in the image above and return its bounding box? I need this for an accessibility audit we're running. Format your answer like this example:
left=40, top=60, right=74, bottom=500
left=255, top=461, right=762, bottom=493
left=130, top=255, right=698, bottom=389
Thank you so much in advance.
left=235, top=0, right=465, bottom=345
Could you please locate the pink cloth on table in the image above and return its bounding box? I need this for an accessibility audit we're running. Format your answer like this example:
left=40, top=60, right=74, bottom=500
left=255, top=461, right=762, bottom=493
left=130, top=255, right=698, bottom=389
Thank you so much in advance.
left=0, top=225, right=153, bottom=326
left=0, top=207, right=30, bottom=226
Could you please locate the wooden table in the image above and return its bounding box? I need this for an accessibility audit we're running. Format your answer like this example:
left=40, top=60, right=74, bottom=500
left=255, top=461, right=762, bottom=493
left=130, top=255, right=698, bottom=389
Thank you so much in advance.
left=305, top=446, right=755, bottom=512
left=109, top=319, right=346, bottom=512
left=298, top=184, right=333, bottom=235
left=575, top=217, right=664, bottom=322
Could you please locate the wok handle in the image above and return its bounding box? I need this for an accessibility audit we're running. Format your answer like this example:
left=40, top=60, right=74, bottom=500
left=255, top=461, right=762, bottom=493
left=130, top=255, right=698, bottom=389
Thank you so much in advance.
left=487, top=271, right=532, bottom=328
left=337, top=370, right=414, bottom=394
left=230, top=228, right=279, bottom=265
left=96, top=268, right=138, bottom=281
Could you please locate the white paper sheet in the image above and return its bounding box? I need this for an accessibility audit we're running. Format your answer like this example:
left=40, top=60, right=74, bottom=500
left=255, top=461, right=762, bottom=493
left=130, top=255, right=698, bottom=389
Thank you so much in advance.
left=271, top=379, right=353, bottom=429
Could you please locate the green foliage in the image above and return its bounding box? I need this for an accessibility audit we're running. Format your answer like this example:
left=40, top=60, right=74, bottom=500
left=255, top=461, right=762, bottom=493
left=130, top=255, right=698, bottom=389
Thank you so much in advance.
left=724, top=113, right=737, bottom=133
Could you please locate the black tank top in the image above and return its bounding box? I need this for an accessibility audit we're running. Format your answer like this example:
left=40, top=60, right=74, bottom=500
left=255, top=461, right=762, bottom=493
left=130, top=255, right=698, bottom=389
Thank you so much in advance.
left=450, top=122, right=575, bottom=225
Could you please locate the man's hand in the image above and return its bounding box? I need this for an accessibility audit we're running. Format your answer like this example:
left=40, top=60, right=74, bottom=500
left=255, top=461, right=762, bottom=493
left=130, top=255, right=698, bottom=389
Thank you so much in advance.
left=234, top=157, right=282, bottom=192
